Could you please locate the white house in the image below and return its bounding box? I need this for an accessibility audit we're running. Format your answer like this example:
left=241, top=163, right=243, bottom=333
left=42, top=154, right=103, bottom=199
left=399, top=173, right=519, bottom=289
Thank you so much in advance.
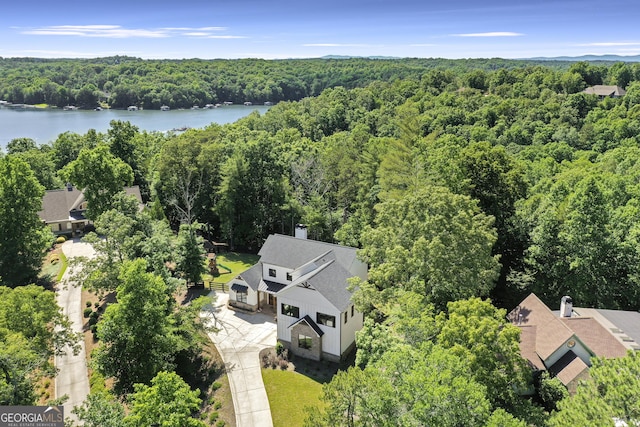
left=228, top=227, right=367, bottom=362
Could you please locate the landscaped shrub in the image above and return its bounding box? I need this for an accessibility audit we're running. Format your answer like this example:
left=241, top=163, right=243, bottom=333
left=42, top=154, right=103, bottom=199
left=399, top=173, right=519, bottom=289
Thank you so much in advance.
left=209, top=412, right=219, bottom=423
left=88, top=311, right=99, bottom=326
left=55, top=236, right=66, bottom=244
left=275, top=341, right=284, bottom=356
left=215, top=420, right=225, bottom=427
left=94, top=301, right=100, bottom=308
left=86, top=301, right=92, bottom=307
left=211, top=381, right=222, bottom=391
left=83, top=308, right=93, bottom=318
left=214, top=401, right=222, bottom=410
left=90, top=324, right=98, bottom=336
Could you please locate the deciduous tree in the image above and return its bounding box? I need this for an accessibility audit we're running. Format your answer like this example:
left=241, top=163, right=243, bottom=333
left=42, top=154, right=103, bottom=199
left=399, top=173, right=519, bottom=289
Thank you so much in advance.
left=0, top=157, right=52, bottom=287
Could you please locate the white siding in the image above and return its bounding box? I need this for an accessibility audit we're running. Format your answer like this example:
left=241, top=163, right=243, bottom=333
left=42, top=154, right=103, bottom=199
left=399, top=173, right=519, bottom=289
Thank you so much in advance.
left=229, top=279, right=258, bottom=306
left=340, top=304, right=364, bottom=355
left=277, top=286, right=343, bottom=357
left=262, top=263, right=293, bottom=285
left=545, top=336, right=592, bottom=368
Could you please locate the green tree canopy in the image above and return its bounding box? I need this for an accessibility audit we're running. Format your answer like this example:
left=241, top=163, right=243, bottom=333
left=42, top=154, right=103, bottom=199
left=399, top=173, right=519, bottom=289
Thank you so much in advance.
left=61, top=144, right=133, bottom=219
left=94, top=259, right=177, bottom=394
left=0, top=156, right=52, bottom=287
left=353, top=186, right=500, bottom=313
left=124, top=371, right=205, bottom=427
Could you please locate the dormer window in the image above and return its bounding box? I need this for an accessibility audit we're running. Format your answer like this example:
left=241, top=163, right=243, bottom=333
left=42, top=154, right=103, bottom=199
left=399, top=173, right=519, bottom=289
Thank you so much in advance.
left=286, top=272, right=292, bottom=281
left=268, top=268, right=276, bottom=278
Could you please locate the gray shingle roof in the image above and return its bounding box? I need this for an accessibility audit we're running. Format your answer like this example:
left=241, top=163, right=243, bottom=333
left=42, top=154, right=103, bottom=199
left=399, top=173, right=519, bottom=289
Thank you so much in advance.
left=583, top=85, right=626, bottom=97
left=595, top=309, right=640, bottom=348
left=258, top=234, right=358, bottom=272
left=305, top=257, right=356, bottom=312
left=38, top=185, right=142, bottom=224
left=238, top=263, right=262, bottom=291
left=39, top=187, right=84, bottom=223
left=259, top=235, right=362, bottom=312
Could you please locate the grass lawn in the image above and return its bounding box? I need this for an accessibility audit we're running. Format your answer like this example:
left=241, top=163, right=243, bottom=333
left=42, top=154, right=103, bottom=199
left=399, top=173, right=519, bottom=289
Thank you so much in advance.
left=262, top=369, right=325, bottom=427
left=204, top=252, right=259, bottom=286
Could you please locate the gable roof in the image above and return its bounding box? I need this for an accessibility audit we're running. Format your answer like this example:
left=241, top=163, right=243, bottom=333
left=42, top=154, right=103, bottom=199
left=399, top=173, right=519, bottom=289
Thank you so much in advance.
left=39, top=185, right=142, bottom=224
left=508, top=293, right=575, bottom=361
left=258, top=234, right=359, bottom=273
left=288, top=315, right=324, bottom=337
left=237, top=263, right=262, bottom=292
left=548, top=350, right=589, bottom=386
left=39, top=186, right=85, bottom=223
left=583, top=85, right=626, bottom=97
left=258, top=234, right=363, bottom=312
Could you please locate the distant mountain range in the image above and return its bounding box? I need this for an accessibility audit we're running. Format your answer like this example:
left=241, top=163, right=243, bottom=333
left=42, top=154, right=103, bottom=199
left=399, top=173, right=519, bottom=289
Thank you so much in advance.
left=526, top=54, right=640, bottom=62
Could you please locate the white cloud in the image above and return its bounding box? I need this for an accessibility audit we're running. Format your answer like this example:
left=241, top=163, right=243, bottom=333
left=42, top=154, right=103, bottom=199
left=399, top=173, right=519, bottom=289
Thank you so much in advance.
left=205, top=35, right=248, bottom=39
left=410, top=43, right=437, bottom=47
left=19, top=25, right=244, bottom=39
left=578, top=42, right=640, bottom=47
left=5, top=49, right=141, bottom=58
left=303, top=43, right=372, bottom=47
left=453, top=32, right=524, bottom=37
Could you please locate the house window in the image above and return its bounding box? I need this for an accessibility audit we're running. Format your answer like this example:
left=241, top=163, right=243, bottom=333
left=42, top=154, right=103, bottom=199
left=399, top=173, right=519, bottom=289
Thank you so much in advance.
left=286, top=272, right=292, bottom=281
left=281, top=304, right=299, bottom=318
left=317, top=312, right=335, bottom=328
left=351, top=305, right=354, bottom=317
left=268, top=268, right=277, bottom=277
left=344, top=312, right=348, bottom=324
left=237, top=291, right=247, bottom=304
left=299, top=334, right=312, bottom=349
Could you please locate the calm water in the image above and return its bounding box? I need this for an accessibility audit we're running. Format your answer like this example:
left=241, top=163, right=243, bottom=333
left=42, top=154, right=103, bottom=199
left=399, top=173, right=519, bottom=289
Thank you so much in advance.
left=0, top=105, right=271, bottom=148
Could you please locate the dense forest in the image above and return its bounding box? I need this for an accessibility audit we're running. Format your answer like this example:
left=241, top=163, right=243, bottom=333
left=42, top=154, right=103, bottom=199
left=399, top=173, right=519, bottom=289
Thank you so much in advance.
left=3, top=57, right=640, bottom=425
left=0, top=56, right=633, bottom=109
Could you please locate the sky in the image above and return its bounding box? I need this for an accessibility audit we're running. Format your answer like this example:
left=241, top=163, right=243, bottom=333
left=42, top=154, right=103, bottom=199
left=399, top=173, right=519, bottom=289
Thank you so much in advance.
left=1, top=0, right=640, bottom=60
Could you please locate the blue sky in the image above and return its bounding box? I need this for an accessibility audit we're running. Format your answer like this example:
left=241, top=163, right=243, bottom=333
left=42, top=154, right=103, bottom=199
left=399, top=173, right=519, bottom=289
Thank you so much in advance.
left=1, top=0, right=639, bottom=59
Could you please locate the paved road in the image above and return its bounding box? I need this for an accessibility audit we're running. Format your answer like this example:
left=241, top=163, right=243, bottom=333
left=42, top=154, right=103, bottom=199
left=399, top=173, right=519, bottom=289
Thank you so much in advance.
left=202, top=292, right=277, bottom=427
left=56, top=239, right=95, bottom=423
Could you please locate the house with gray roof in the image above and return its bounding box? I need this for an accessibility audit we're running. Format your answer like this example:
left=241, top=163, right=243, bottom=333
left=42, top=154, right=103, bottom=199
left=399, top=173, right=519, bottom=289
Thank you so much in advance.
left=583, top=85, right=627, bottom=98
left=509, top=293, right=638, bottom=393
left=38, top=184, right=142, bottom=236
left=229, top=226, right=367, bottom=362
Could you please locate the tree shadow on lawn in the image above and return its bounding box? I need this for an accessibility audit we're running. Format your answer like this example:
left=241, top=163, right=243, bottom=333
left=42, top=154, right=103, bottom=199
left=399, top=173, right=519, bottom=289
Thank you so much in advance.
left=260, top=347, right=356, bottom=384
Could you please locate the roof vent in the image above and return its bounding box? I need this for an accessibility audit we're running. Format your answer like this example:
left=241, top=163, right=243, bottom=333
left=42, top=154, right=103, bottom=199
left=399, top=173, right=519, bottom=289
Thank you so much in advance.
left=66, top=182, right=73, bottom=191
left=560, top=295, right=573, bottom=318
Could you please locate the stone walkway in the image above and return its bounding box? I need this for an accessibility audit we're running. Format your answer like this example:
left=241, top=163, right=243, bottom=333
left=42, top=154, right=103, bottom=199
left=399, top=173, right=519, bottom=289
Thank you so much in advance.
left=202, top=292, right=277, bottom=427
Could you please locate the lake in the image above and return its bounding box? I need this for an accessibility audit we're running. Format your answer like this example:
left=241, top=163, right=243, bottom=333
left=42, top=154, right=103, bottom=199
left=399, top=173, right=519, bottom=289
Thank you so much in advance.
left=0, top=105, right=271, bottom=149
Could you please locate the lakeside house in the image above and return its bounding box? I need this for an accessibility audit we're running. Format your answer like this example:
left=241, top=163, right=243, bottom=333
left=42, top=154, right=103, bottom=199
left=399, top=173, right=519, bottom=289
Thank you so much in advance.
left=38, top=184, right=142, bottom=236
left=228, top=226, right=366, bottom=362
left=160, top=105, right=170, bottom=111
left=127, top=105, right=138, bottom=111
left=508, top=294, right=639, bottom=393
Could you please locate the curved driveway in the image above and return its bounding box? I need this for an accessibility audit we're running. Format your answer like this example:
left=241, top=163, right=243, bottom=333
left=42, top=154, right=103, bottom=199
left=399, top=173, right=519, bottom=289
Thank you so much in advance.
left=55, top=239, right=95, bottom=423
left=202, top=292, right=277, bottom=427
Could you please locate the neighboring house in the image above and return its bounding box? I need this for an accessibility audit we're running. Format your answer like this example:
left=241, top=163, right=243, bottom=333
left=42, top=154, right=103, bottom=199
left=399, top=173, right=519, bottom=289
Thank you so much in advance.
left=509, top=293, right=639, bottom=393
left=38, top=184, right=142, bottom=235
left=229, top=226, right=367, bottom=362
left=583, top=85, right=627, bottom=98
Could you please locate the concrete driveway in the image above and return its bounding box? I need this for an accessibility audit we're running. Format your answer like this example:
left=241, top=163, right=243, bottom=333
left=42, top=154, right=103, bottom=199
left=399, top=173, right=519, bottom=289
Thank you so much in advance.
left=202, top=292, right=277, bottom=427
left=55, top=238, right=95, bottom=423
